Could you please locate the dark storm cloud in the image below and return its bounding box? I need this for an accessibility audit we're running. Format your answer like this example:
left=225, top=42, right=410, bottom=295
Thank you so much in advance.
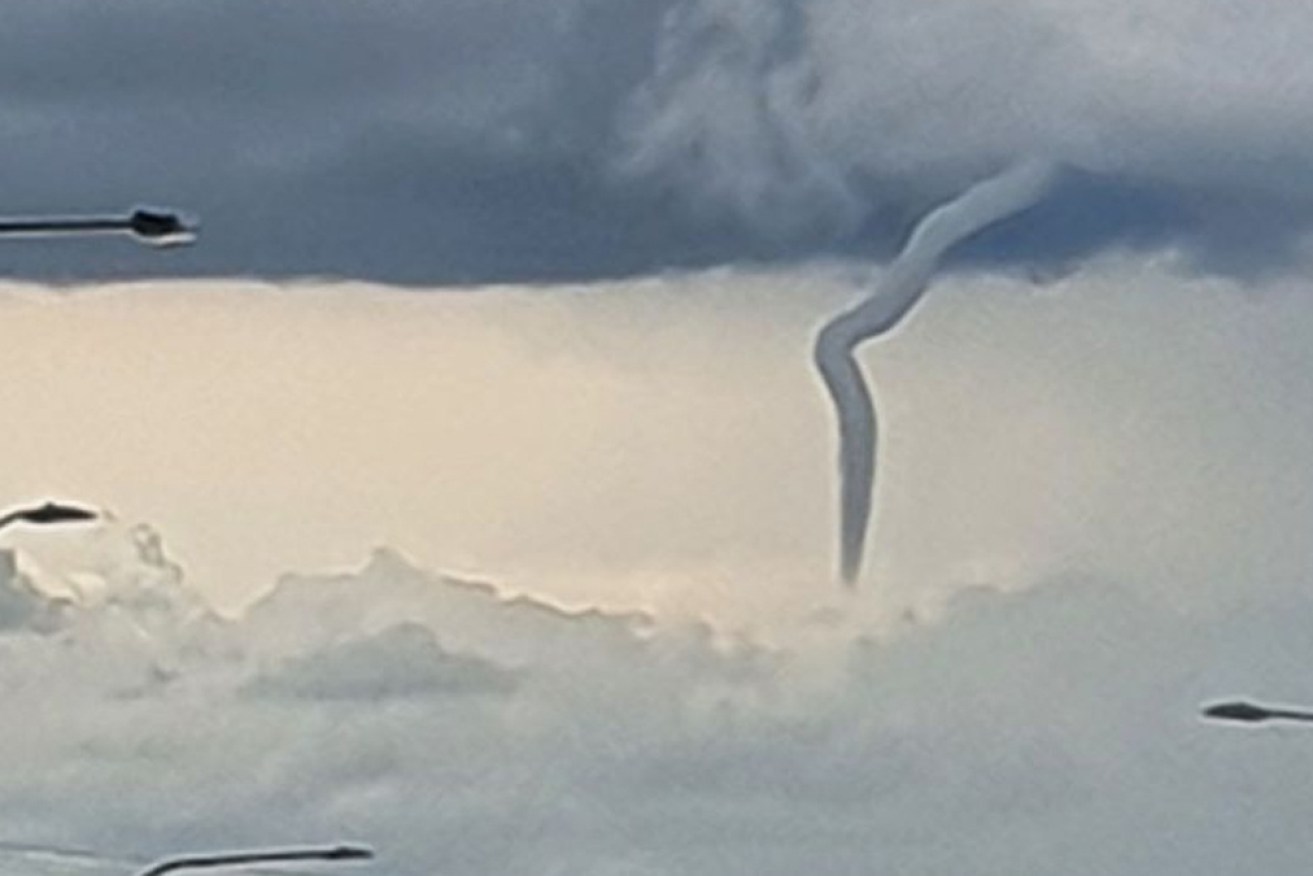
left=0, top=0, right=687, bottom=284
left=2, top=0, right=1312, bottom=285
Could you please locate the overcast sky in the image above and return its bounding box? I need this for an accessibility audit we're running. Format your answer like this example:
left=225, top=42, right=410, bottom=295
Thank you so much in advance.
left=4, top=2, right=1313, bottom=875
left=2, top=0, right=1313, bottom=284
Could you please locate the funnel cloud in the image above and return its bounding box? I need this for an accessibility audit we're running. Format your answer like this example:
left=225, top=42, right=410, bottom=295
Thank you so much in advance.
left=815, top=160, right=1058, bottom=586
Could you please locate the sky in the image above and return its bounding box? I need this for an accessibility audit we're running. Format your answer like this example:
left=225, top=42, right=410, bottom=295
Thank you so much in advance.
left=4, top=1, right=1313, bottom=874
left=1, top=0, right=1313, bottom=284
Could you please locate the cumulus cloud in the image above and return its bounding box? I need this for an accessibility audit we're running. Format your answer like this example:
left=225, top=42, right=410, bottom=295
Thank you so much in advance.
left=2, top=517, right=1313, bottom=876
left=243, top=621, right=520, bottom=702
left=0, top=552, right=66, bottom=633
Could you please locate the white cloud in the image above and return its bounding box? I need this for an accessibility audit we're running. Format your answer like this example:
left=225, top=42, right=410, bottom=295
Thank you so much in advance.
left=3, top=520, right=1313, bottom=876
left=242, top=621, right=520, bottom=702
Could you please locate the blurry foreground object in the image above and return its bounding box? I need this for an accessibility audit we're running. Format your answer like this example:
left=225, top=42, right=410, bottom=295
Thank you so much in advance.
left=0, top=206, right=198, bottom=247
left=1201, top=699, right=1313, bottom=725
left=0, top=501, right=98, bottom=533
left=138, top=845, right=374, bottom=876
left=0, top=842, right=374, bottom=876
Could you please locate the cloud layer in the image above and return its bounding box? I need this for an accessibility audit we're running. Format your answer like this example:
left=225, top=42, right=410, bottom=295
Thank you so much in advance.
left=2, top=1, right=1313, bottom=283
left=4, top=517, right=1313, bottom=876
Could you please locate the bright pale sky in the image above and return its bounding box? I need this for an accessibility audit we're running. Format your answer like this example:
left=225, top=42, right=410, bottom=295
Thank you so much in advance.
left=3, top=255, right=1311, bottom=630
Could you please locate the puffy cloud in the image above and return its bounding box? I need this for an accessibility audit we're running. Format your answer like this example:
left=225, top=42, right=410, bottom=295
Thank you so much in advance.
left=244, top=622, right=520, bottom=702
left=0, top=553, right=68, bottom=633
left=2, top=518, right=1313, bottom=876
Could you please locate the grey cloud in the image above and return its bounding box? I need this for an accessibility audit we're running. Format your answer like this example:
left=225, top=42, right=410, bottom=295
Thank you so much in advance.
left=0, top=0, right=1310, bottom=285
left=7, top=518, right=1313, bottom=875
left=0, top=552, right=66, bottom=633
left=610, top=0, right=1313, bottom=276
left=244, top=622, right=520, bottom=701
left=241, top=549, right=776, bottom=701
left=0, top=0, right=688, bottom=285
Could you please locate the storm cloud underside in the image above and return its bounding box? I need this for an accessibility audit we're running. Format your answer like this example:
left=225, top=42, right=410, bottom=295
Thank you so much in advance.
left=3, top=0, right=1313, bottom=283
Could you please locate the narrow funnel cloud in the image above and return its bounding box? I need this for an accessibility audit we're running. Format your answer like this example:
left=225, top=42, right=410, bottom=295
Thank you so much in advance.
left=815, top=159, right=1059, bottom=587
